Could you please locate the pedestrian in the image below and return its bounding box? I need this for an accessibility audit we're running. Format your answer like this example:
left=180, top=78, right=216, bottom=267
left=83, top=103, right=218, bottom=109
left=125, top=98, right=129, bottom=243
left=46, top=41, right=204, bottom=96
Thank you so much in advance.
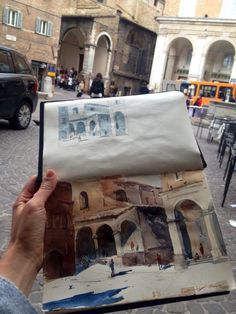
left=139, top=81, right=150, bottom=94
left=109, top=80, right=118, bottom=97
left=0, top=169, right=57, bottom=313
left=77, top=79, right=85, bottom=97
left=90, top=73, right=104, bottom=98
left=156, top=253, right=163, bottom=270
left=192, top=95, right=202, bottom=117
left=109, top=258, right=115, bottom=277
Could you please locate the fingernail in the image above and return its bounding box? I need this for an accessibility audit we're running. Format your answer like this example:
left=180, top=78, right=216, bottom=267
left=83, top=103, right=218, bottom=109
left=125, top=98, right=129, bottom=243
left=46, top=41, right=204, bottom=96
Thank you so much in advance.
left=46, top=169, right=55, bottom=178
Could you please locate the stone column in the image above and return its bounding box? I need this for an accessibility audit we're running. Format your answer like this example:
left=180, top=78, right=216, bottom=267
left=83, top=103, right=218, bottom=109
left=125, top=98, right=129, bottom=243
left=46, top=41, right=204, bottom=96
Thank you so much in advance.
left=188, top=36, right=206, bottom=81
left=230, top=56, right=236, bottom=82
left=82, top=44, right=96, bottom=91
left=164, top=53, right=176, bottom=80
left=113, top=231, right=123, bottom=256
left=149, top=34, right=168, bottom=92
left=104, top=49, right=112, bottom=78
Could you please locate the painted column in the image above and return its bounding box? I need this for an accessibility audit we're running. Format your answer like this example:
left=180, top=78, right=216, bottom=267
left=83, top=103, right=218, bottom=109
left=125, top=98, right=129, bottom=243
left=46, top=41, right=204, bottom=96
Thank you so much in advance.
left=203, top=213, right=223, bottom=260
left=92, top=234, right=99, bottom=257
left=149, top=34, right=168, bottom=92
left=230, top=56, right=236, bottom=82
left=113, top=231, right=123, bottom=256
left=188, top=36, right=206, bottom=81
left=167, top=218, right=188, bottom=270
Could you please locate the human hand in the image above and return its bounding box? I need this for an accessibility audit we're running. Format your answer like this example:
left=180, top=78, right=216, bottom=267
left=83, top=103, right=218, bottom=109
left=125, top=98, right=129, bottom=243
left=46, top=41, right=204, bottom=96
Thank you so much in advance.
left=0, top=169, right=57, bottom=296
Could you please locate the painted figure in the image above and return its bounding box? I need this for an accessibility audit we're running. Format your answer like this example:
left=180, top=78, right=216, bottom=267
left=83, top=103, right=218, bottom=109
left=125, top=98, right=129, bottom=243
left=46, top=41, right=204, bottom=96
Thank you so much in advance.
left=156, top=253, right=163, bottom=270
left=109, top=258, right=115, bottom=277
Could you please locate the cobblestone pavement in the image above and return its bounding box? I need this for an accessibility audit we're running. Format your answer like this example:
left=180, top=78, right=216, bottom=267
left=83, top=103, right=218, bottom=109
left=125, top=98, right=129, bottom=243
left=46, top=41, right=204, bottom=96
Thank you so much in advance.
left=0, top=89, right=235, bottom=313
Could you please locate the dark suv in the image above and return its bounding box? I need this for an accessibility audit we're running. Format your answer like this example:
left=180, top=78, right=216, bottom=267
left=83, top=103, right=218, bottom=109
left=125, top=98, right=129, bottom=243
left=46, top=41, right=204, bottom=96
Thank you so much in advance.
left=0, top=45, right=38, bottom=129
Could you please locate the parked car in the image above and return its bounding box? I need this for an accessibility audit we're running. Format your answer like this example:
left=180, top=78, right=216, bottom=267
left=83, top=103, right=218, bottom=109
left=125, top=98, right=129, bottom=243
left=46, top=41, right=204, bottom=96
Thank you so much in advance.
left=0, top=45, right=38, bottom=129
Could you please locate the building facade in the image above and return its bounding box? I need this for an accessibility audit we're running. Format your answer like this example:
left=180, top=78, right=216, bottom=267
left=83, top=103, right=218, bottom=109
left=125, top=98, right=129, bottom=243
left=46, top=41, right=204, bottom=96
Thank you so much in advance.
left=150, top=0, right=236, bottom=91
left=0, top=0, right=63, bottom=90
left=59, top=0, right=162, bottom=95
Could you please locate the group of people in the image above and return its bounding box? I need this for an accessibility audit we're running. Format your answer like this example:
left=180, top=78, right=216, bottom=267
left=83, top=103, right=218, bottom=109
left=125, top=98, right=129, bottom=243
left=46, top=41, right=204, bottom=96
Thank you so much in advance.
left=56, top=66, right=151, bottom=98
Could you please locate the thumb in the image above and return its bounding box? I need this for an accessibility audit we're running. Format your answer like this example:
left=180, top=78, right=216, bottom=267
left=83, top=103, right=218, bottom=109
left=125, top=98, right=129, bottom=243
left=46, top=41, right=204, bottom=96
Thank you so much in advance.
left=33, top=169, right=57, bottom=205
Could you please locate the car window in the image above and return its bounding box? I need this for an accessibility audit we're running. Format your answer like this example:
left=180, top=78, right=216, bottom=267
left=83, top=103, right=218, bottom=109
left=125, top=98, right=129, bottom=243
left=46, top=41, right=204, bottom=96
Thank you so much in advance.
left=0, top=50, right=14, bottom=73
left=12, top=53, right=32, bottom=74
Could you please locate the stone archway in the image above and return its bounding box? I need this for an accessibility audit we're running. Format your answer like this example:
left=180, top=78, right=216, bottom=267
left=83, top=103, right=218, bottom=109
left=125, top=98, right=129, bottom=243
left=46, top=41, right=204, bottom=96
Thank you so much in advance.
left=93, top=35, right=111, bottom=77
left=58, top=28, right=85, bottom=73
left=76, top=227, right=96, bottom=260
left=96, top=224, right=117, bottom=257
left=164, top=37, right=193, bottom=81
left=204, top=40, right=235, bottom=82
left=174, top=200, right=211, bottom=260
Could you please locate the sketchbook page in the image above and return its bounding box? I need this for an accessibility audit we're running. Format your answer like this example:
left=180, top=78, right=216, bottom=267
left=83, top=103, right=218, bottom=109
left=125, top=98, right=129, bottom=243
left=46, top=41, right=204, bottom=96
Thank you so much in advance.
left=42, top=170, right=235, bottom=313
left=42, top=91, right=203, bottom=181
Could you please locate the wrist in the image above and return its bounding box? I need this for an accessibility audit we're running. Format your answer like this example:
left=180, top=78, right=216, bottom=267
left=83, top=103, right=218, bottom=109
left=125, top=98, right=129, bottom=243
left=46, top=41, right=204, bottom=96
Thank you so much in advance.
left=0, top=243, right=39, bottom=296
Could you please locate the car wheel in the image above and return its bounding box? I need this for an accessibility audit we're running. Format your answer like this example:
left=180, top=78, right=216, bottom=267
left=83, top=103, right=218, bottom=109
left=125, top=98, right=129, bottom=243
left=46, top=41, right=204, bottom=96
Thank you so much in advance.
left=9, top=101, right=32, bottom=130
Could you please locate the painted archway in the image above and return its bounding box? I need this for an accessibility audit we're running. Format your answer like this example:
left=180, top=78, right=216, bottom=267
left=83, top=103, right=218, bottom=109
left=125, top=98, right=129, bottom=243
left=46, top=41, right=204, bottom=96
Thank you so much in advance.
left=174, top=199, right=211, bottom=260
left=44, top=250, right=63, bottom=279
left=120, top=220, right=137, bottom=247
left=76, top=227, right=96, bottom=260
left=164, top=37, right=193, bottom=81
left=96, top=224, right=117, bottom=257
left=204, top=40, right=235, bottom=82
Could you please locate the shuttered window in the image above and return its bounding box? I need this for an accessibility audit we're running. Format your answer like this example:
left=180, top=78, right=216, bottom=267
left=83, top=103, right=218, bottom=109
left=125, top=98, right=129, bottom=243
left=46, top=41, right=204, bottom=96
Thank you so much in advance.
left=35, top=17, right=53, bottom=37
left=3, top=6, right=23, bottom=28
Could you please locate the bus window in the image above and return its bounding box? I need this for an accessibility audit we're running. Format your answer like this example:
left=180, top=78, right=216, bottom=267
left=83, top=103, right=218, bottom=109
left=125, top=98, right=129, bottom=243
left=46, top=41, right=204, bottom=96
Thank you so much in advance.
left=188, top=84, right=197, bottom=97
left=199, top=85, right=216, bottom=98
left=218, top=86, right=233, bottom=101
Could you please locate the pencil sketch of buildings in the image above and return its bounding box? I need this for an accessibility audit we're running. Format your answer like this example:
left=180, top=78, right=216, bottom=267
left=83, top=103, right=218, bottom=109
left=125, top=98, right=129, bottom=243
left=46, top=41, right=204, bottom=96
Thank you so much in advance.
left=58, top=103, right=127, bottom=141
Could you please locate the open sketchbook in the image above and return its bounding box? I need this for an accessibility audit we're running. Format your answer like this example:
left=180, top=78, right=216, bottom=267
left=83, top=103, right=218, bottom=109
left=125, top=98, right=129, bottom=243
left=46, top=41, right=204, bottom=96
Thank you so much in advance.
left=38, top=92, right=235, bottom=313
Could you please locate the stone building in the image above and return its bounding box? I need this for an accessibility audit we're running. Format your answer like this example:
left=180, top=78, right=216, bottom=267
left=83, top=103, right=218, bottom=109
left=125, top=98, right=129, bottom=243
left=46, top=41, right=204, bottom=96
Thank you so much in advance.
left=0, top=0, right=62, bottom=89
left=59, top=0, right=162, bottom=95
left=150, top=0, right=236, bottom=91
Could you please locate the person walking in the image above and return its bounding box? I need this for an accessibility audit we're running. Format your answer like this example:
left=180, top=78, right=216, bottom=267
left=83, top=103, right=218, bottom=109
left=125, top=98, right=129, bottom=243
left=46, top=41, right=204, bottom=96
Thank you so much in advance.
left=109, top=258, right=115, bottom=277
left=90, top=73, right=104, bottom=98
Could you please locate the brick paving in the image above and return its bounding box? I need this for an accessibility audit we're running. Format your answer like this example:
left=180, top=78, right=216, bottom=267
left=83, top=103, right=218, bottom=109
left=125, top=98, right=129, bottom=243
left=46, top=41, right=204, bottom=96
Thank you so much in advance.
left=0, top=89, right=235, bottom=313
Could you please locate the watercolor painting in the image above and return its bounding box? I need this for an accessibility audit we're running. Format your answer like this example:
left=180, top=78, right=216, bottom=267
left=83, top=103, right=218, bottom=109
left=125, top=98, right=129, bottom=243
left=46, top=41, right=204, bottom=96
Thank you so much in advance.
left=42, top=170, right=234, bottom=313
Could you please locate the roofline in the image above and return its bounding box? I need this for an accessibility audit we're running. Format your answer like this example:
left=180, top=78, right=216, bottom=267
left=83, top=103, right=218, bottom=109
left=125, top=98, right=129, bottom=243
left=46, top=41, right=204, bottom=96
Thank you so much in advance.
left=155, top=16, right=236, bottom=25
left=120, top=16, right=157, bottom=36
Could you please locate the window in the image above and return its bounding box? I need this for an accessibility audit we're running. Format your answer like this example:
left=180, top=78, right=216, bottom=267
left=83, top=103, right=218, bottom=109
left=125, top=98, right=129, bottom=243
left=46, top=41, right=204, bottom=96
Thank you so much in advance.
left=199, top=85, right=217, bottom=98
left=35, top=17, right=53, bottom=36
left=114, top=190, right=128, bottom=202
left=80, top=192, right=89, bottom=209
left=12, top=53, right=31, bottom=74
left=0, top=50, right=13, bottom=73
left=175, top=172, right=183, bottom=181
left=3, top=7, right=23, bottom=28
left=223, top=54, right=233, bottom=69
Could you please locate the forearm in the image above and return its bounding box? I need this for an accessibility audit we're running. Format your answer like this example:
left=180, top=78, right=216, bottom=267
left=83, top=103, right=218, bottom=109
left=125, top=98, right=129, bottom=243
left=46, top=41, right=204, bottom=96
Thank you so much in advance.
left=0, top=244, right=38, bottom=296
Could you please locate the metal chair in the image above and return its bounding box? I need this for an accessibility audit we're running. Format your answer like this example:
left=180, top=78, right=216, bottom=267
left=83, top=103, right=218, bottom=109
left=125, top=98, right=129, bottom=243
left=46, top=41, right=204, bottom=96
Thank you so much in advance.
left=222, top=146, right=236, bottom=206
